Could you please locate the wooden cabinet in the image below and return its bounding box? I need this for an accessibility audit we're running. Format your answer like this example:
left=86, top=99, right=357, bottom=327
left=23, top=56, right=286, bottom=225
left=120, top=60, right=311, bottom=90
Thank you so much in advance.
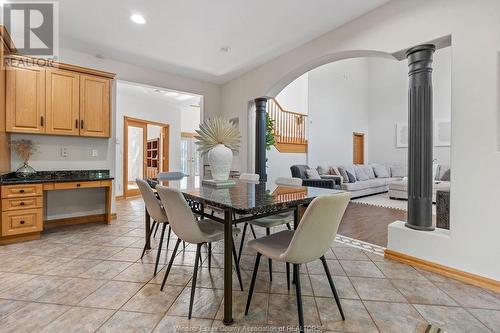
left=45, top=69, right=80, bottom=136
left=80, top=75, right=110, bottom=137
left=5, top=56, right=114, bottom=138
left=6, top=65, right=46, bottom=134
left=1, top=184, right=43, bottom=237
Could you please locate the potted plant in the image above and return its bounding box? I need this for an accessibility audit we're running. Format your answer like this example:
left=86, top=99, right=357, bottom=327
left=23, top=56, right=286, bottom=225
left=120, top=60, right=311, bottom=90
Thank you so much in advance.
left=10, top=139, right=38, bottom=178
left=195, top=117, right=241, bottom=182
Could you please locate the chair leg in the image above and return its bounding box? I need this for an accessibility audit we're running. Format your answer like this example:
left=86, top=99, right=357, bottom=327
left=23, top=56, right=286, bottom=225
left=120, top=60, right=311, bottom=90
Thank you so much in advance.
left=154, top=223, right=167, bottom=276
left=286, top=223, right=292, bottom=230
left=286, top=263, right=291, bottom=291
left=245, top=253, right=262, bottom=315
left=153, top=221, right=160, bottom=237
left=208, top=243, right=212, bottom=271
left=249, top=224, right=257, bottom=238
left=321, top=256, right=345, bottom=320
left=189, top=243, right=202, bottom=319
left=141, top=221, right=156, bottom=260
left=294, top=264, right=304, bottom=333
left=231, top=237, right=244, bottom=291
left=161, top=238, right=181, bottom=291
left=198, top=250, right=203, bottom=267
left=166, top=225, right=171, bottom=250
left=237, top=223, right=248, bottom=263
left=266, top=228, right=272, bottom=281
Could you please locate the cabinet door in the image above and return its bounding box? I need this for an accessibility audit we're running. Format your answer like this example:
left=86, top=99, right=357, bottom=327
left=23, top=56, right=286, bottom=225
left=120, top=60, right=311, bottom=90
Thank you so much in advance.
left=45, top=69, right=80, bottom=136
left=6, top=66, right=46, bottom=134
left=79, top=75, right=110, bottom=137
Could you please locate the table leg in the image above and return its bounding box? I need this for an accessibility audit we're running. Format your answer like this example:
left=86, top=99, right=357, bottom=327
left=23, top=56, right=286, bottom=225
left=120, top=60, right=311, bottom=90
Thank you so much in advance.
left=105, top=184, right=112, bottom=224
left=223, top=209, right=234, bottom=325
left=294, top=206, right=299, bottom=229
left=145, top=208, right=151, bottom=250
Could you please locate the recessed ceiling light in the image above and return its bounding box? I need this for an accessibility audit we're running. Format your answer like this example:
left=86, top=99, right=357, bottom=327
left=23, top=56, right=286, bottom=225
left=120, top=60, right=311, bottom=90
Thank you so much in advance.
left=130, top=14, right=146, bottom=25
left=153, top=89, right=163, bottom=93
left=220, top=46, right=231, bottom=53
left=165, top=91, right=179, bottom=97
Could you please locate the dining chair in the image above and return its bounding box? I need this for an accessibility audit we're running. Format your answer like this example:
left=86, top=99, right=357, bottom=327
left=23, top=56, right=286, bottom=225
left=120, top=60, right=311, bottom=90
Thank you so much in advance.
left=136, top=178, right=171, bottom=276
left=156, top=186, right=244, bottom=319
left=237, top=177, right=303, bottom=282
left=239, top=173, right=260, bottom=182
left=245, top=192, right=350, bottom=332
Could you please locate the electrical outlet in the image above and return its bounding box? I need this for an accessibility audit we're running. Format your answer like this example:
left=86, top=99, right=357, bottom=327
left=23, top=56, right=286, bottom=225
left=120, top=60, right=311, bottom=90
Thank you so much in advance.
left=91, top=149, right=98, bottom=157
left=60, top=147, right=69, bottom=158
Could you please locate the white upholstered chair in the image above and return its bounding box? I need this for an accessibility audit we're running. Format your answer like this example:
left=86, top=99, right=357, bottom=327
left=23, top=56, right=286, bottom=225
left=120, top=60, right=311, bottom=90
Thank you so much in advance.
left=136, top=179, right=170, bottom=276
left=245, top=192, right=351, bottom=332
left=156, top=185, right=244, bottom=319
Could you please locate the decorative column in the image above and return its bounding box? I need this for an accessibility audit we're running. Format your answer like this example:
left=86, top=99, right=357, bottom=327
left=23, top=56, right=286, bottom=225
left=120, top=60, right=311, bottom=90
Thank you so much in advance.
left=405, top=44, right=435, bottom=231
left=255, top=97, right=268, bottom=182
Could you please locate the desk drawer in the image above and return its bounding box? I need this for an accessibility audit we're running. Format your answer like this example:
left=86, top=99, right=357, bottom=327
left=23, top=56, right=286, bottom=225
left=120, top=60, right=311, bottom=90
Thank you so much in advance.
left=2, top=197, right=43, bottom=211
left=1, top=208, right=43, bottom=236
left=1, top=184, right=43, bottom=198
left=53, top=181, right=101, bottom=190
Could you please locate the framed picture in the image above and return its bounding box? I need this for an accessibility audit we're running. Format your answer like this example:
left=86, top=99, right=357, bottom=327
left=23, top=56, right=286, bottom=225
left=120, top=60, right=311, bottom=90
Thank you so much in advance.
left=396, top=122, right=409, bottom=148
left=434, top=119, right=451, bottom=146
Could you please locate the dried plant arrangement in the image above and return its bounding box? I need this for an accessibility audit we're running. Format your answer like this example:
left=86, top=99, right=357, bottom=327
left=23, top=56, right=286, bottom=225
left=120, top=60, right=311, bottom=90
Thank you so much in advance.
left=194, top=117, right=241, bottom=155
left=10, top=139, right=38, bottom=164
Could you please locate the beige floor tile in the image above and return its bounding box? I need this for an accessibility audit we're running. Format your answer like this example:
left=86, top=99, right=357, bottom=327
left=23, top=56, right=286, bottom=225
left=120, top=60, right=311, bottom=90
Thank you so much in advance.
left=316, top=298, right=378, bottom=332
left=97, top=310, right=162, bottom=333
left=39, top=306, right=114, bottom=333
left=269, top=271, right=314, bottom=296
left=215, top=291, right=268, bottom=327
left=434, top=280, right=500, bottom=310
left=333, top=247, right=370, bottom=260
left=0, top=272, right=36, bottom=293
left=154, top=315, right=213, bottom=332
left=374, top=261, right=427, bottom=280
left=78, top=246, right=125, bottom=260
left=468, top=308, right=500, bottom=332
left=391, top=279, right=458, bottom=305
left=1, top=302, right=70, bottom=333
left=364, top=300, right=427, bottom=333
left=0, top=299, right=29, bottom=320
left=79, top=260, right=132, bottom=279
left=168, top=287, right=224, bottom=319
left=350, top=277, right=406, bottom=302
left=150, top=265, right=195, bottom=286
left=306, top=259, right=346, bottom=276
left=0, top=275, right=70, bottom=301
left=309, top=275, right=359, bottom=299
left=414, top=304, right=491, bottom=333
left=36, top=277, right=107, bottom=305
left=113, top=262, right=157, bottom=282
left=339, top=260, right=385, bottom=278
left=123, top=283, right=183, bottom=314
left=267, top=294, right=321, bottom=329
left=78, top=280, right=144, bottom=309
left=108, top=248, right=144, bottom=262
left=44, top=258, right=102, bottom=277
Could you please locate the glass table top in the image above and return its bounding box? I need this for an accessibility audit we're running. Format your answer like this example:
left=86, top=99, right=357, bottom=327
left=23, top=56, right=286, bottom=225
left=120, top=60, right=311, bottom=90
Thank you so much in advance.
left=156, top=179, right=344, bottom=214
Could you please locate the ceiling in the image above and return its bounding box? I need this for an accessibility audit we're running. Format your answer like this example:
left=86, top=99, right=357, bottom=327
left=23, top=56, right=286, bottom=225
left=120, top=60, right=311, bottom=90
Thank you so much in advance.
left=59, top=0, right=389, bottom=83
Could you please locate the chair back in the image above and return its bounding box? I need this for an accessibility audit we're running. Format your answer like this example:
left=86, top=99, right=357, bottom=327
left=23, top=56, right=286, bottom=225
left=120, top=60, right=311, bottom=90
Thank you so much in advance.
left=276, top=177, right=303, bottom=187
left=240, top=173, right=260, bottom=182
left=281, top=192, right=350, bottom=264
left=156, top=186, right=207, bottom=244
left=136, top=179, right=168, bottom=223
left=290, top=165, right=309, bottom=180
left=157, top=172, right=185, bottom=181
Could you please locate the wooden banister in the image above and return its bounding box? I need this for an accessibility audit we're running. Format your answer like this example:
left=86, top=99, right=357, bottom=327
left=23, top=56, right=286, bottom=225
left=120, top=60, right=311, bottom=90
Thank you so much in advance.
left=268, top=98, right=308, bottom=151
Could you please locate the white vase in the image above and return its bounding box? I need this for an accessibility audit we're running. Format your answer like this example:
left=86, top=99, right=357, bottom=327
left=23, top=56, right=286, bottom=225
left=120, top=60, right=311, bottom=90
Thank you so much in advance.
left=208, top=144, right=233, bottom=181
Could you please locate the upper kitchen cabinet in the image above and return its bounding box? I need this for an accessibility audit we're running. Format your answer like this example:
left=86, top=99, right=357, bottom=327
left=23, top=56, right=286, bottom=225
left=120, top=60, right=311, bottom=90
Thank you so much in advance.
left=5, top=64, right=46, bottom=134
left=4, top=55, right=115, bottom=138
left=79, top=75, right=110, bottom=138
left=45, top=69, right=80, bottom=136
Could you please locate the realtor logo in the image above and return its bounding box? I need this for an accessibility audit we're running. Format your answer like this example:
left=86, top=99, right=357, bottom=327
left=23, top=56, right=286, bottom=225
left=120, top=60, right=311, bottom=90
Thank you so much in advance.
left=2, top=1, right=58, bottom=58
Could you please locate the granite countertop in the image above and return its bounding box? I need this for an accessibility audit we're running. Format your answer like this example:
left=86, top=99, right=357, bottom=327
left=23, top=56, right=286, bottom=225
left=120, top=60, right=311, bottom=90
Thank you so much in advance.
left=0, top=170, right=114, bottom=185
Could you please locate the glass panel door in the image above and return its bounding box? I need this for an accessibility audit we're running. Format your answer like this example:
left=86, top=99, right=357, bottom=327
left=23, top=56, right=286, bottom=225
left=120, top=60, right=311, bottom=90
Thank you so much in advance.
left=125, top=120, right=147, bottom=197
left=180, top=136, right=200, bottom=190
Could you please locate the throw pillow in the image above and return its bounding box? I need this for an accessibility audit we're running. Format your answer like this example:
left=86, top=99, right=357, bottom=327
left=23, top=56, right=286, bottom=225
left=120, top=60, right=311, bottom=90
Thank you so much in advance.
left=337, top=167, right=349, bottom=183
left=354, top=165, right=370, bottom=181
left=363, top=165, right=376, bottom=179
left=316, top=165, right=328, bottom=175
left=390, top=165, right=407, bottom=178
left=346, top=171, right=357, bottom=183
left=372, top=164, right=390, bottom=178
left=330, top=166, right=341, bottom=176
left=306, top=168, right=321, bottom=180
left=440, top=169, right=451, bottom=181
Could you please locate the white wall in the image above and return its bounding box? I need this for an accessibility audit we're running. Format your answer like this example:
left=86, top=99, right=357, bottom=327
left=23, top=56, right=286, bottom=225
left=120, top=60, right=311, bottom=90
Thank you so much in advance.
left=367, top=47, right=452, bottom=166
left=180, top=104, right=201, bottom=133
left=275, top=73, right=309, bottom=114
left=308, top=58, right=370, bottom=166
left=115, top=82, right=182, bottom=196
left=221, top=0, right=500, bottom=280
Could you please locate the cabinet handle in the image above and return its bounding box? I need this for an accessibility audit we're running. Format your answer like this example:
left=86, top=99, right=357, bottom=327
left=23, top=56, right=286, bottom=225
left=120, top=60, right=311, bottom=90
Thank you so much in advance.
left=20, top=202, right=25, bottom=206
left=20, top=220, right=25, bottom=225
left=75, top=119, right=79, bottom=129
left=80, top=120, right=84, bottom=129
left=76, top=183, right=81, bottom=187
left=19, top=189, right=25, bottom=193
left=40, top=116, right=44, bottom=126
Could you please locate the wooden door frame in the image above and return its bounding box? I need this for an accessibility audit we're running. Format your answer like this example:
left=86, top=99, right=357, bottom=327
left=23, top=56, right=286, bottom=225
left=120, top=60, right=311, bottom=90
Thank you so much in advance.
left=123, top=116, right=170, bottom=197
left=353, top=132, right=365, bottom=165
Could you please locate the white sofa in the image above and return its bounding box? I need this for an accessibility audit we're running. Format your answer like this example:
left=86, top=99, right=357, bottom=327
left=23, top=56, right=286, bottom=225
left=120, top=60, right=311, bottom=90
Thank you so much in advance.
left=316, top=164, right=405, bottom=199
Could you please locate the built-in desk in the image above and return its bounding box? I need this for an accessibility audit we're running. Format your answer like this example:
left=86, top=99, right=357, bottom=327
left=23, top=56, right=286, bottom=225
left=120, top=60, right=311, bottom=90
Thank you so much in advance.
left=0, top=170, right=113, bottom=244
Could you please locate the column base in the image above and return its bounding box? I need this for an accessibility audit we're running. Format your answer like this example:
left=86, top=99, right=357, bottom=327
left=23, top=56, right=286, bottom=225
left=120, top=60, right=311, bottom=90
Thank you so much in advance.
left=405, top=222, right=435, bottom=231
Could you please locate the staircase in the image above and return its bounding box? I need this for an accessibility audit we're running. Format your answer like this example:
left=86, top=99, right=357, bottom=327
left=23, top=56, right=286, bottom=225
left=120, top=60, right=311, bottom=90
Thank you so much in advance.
left=267, top=98, right=308, bottom=153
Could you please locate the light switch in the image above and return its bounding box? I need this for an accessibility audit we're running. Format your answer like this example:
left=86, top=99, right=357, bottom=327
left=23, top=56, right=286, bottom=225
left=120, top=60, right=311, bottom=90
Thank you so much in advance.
left=91, top=149, right=98, bottom=157
left=60, top=147, right=69, bottom=158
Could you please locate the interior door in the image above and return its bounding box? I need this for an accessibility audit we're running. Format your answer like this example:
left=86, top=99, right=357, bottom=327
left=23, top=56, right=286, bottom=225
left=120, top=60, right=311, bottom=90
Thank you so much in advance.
left=80, top=74, right=110, bottom=137
left=180, top=135, right=200, bottom=190
left=124, top=119, right=147, bottom=197
left=45, top=69, right=80, bottom=136
left=353, top=132, right=365, bottom=164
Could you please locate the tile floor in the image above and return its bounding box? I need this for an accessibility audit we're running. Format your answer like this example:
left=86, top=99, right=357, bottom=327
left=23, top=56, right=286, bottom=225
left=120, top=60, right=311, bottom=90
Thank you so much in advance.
left=0, top=197, right=499, bottom=332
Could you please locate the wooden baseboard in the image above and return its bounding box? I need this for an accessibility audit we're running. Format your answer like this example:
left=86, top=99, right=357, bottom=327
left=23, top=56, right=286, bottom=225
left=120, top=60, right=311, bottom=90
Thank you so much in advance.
left=0, top=232, right=40, bottom=245
left=44, top=214, right=109, bottom=229
left=111, top=213, right=117, bottom=220
left=384, top=249, right=500, bottom=293
left=115, top=195, right=125, bottom=201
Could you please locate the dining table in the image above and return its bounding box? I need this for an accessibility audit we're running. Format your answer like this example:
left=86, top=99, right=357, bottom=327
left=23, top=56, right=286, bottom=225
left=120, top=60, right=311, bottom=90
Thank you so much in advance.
left=144, top=178, right=344, bottom=325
